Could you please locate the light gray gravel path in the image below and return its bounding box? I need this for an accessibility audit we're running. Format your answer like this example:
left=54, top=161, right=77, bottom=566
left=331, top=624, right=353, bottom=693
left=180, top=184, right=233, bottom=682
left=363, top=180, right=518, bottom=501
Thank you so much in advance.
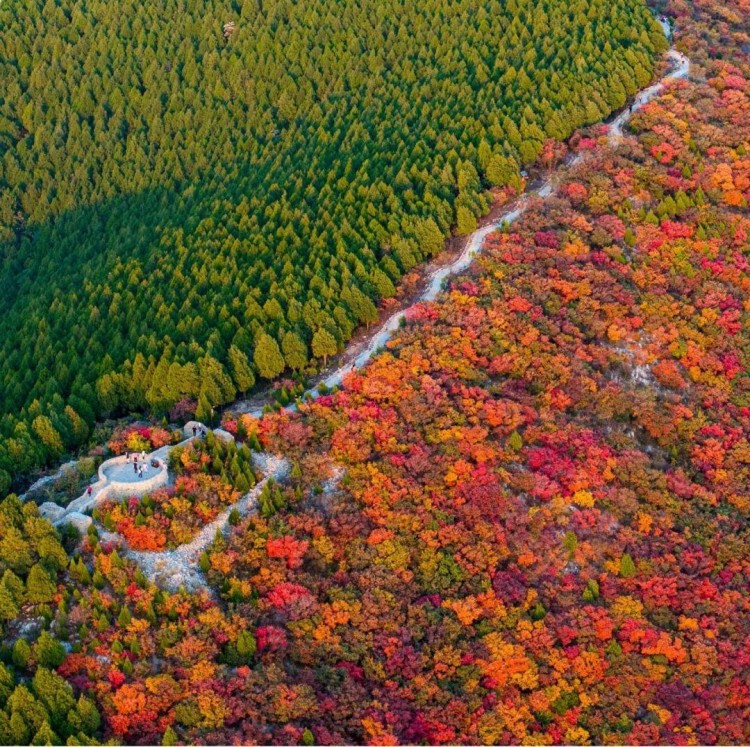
left=233, top=37, right=691, bottom=418
left=99, top=452, right=291, bottom=591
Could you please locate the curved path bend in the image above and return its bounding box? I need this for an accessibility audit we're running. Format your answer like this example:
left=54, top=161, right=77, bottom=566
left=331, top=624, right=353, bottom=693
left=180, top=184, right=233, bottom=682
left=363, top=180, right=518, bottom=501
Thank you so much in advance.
left=120, top=452, right=291, bottom=592
left=93, top=440, right=293, bottom=591
left=234, top=41, right=691, bottom=418
left=609, top=48, right=690, bottom=144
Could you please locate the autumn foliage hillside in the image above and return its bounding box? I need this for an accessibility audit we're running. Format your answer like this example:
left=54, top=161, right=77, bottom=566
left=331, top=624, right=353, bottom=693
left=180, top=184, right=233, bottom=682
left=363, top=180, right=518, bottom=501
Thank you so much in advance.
left=204, top=6, right=750, bottom=742
left=1, top=1, right=750, bottom=744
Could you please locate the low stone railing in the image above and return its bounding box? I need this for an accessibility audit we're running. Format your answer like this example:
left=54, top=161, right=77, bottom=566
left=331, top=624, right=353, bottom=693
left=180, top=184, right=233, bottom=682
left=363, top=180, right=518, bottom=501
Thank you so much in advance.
left=97, top=454, right=127, bottom=482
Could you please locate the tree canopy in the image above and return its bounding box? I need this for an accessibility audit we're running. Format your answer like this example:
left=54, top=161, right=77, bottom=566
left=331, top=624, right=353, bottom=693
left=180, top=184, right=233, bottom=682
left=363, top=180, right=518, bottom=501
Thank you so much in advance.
left=0, top=0, right=666, bottom=487
left=1, top=0, right=750, bottom=739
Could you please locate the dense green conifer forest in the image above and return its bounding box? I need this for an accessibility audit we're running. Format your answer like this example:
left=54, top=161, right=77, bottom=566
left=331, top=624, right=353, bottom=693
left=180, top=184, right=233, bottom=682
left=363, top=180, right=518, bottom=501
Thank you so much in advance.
left=0, top=0, right=666, bottom=487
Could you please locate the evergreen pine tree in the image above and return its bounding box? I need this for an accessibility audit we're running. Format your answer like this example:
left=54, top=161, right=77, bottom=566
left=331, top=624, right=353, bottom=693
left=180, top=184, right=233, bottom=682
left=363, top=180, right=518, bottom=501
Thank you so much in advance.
left=236, top=629, right=257, bottom=662
left=31, top=720, right=58, bottom=746
left=619, top=553, right=636, bottom=578
left=26, top=564, right=56, bottom=605
left=228, top=345, right=256, bottom=394
left=9, top=712, right=29, bottom=745
left=311, top=329, right=337, bottom=367
left=117, top=605, right=132, bottom=628
left=456, top=206, right=477, bottom=235
left=12, top=638, right=31, bottom=669
left=0, top=582, right=19, bottom=624
left=254, top=334, right=285, bottom=380
left=32, top=632, right=66, bottom=668
left=282, top=332, right=308, bottom=372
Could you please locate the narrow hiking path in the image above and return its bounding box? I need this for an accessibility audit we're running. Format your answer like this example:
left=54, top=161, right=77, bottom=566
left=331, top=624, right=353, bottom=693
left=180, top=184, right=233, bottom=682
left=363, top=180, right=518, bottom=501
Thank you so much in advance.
left=232, top=41, right=691, bottom=419
left=101, top=454, right=345, bottom=592
left=114, top=452, right=292, bottom=591
left=41, top=35, right=692, bottom=592
left=609, top=49, right=690, bottom=144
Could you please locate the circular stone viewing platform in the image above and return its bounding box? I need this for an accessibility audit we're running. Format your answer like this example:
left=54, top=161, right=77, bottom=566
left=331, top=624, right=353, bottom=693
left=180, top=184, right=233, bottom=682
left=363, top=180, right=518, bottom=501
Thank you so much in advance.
left=37, top=429, right=202, bottom=529
left=100, top=455, right=169, bottom=498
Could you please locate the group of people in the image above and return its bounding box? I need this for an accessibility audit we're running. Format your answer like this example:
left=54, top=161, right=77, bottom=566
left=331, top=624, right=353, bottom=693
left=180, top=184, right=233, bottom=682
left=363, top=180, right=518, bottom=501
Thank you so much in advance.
left=191, top=424, right=208, bottom=439
left=125, top=450, right=149, bottom=479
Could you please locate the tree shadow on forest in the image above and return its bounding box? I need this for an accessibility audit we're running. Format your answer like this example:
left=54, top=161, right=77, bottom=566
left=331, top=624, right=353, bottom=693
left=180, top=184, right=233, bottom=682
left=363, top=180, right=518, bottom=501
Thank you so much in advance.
left=2, top=177, right=219, bottom=311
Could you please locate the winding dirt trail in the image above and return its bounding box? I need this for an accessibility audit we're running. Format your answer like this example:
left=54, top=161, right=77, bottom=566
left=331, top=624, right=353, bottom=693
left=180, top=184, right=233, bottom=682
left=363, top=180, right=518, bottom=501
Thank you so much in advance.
left=115, top=452, right=291, bottom=591
left=45, top=35, right=693, bottom=593
left=232, top=41, right=691, bottom=419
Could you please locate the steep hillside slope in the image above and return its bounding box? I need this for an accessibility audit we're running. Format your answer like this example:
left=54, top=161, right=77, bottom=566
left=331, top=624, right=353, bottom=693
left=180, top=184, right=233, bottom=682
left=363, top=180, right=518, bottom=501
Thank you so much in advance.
left=0, top=0, right=666, bottom=488
left=0, top=1, right=745, bottom=744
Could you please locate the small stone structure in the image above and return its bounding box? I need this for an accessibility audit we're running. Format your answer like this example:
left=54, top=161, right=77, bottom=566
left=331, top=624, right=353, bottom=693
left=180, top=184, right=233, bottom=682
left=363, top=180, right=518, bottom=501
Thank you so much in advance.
left=43, top=424, right=207, bottom=530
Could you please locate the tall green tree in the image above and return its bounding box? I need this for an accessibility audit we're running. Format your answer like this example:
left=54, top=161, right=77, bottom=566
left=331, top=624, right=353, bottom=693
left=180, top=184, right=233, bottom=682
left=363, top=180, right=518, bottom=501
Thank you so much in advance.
left=282, top=331, right=308, bottom=372
left=254, top=334, right=285, bottom=380
left=456, top=206, right=478, bottom=235
left=25, top=565, right=56, bottom=605
left=312, top=329, right=338, bottom=367
left=228, top=345, right=256, bottom=394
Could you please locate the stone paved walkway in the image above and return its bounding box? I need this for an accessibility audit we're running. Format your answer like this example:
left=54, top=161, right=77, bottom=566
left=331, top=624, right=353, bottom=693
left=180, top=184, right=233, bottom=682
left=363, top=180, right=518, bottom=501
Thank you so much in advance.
left=121, top=453, right=291, bottom=591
